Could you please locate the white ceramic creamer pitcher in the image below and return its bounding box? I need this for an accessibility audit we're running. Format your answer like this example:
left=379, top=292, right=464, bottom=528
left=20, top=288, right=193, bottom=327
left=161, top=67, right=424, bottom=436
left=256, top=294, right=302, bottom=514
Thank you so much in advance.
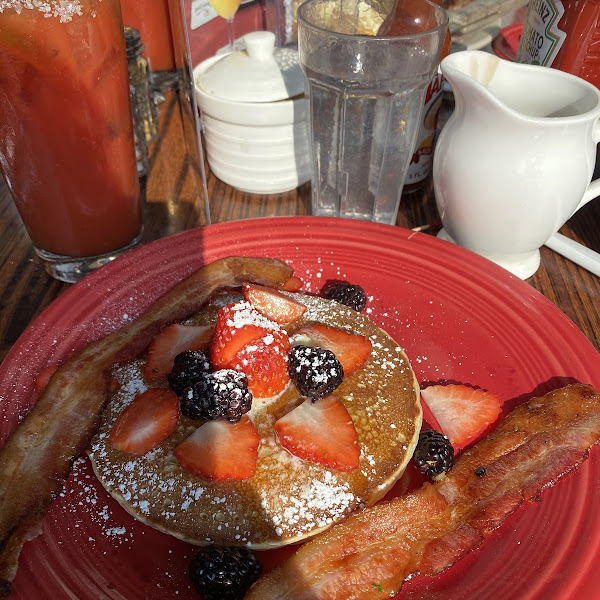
left=433, top=50, right=600, bottom=279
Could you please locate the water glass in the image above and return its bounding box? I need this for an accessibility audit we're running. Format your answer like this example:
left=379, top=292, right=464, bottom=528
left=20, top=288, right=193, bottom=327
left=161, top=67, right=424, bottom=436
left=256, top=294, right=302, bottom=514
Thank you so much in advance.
left=298, top=0, right=448, bottom=224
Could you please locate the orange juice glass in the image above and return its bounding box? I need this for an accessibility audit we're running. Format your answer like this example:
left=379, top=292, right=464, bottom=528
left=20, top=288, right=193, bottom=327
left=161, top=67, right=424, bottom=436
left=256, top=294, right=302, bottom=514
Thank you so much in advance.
left=0, top=0, right=143, bottom=283
left=120, top=0, right=178, bottom=90
left=210, top=0, right=242, bottom=19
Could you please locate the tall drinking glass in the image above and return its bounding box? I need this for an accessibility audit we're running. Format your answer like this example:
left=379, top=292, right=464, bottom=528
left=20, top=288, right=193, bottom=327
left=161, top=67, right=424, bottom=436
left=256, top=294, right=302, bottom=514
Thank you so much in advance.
left=298, top=0, right=448, bottom=224
left=120, top=0, right=211, bottom=236
left=120, top=0, right=179, bottom=92
left=167, top=0, right=211, bottom=228
left=0, top=0, right=143, bottom=283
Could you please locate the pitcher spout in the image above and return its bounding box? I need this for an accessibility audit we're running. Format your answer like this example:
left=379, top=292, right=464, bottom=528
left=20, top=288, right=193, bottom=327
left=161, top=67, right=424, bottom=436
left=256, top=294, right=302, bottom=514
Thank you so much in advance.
left=440, top=51, right=510, bottom=119
left=441, top=50, right=600, bottom=123
left=442, top=50, right=502, bottom=90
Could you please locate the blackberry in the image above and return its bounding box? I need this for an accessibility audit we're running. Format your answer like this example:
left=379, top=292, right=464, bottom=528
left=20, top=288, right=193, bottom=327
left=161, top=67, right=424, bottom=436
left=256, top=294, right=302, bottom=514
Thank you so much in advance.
left=288, top=345, right=344, bottom=399
left=181, top=369, right=252, bottom=422
left=189, top=546, right=262, bottom=600
left=324, top=282, right=367, bottom=312
left=413, top=429, right=454, bottom=478
left=167, top=350, right=211, bottom=396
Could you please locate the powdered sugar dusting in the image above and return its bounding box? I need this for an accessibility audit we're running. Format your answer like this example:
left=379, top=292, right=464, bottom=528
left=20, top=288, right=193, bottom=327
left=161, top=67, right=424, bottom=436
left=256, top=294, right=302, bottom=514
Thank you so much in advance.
left=58, top=457, right=136, bottom=546
left=224, top=300, right=282, bottom=333
left=283, top=255, right=352, bottom=295
left=267, top=472, right=357, bottom=533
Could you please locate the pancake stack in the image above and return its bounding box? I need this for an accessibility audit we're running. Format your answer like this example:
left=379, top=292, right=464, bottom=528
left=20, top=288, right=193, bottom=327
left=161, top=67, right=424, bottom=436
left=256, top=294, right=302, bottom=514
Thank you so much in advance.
left=89, top=288, right=421, bottom=548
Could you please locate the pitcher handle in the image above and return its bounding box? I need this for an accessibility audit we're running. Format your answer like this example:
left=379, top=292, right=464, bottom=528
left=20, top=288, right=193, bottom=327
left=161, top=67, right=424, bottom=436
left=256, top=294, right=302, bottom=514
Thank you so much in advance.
left=577, top=117, right=600, bottom=209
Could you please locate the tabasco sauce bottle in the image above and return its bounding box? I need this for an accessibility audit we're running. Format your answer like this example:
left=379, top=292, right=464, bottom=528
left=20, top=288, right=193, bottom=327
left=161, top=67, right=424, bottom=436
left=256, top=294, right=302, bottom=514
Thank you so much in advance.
left=516, top=0, right=600, bottom=89
left=402, top=69, right=446, bottom=193
left=378, top=0, right=451, bottom=193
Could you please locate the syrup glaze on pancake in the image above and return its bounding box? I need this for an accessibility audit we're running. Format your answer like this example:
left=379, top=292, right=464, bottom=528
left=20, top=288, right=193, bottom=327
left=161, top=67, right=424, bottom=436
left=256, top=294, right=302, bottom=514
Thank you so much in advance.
left=89, top=291, right=421, bottom=548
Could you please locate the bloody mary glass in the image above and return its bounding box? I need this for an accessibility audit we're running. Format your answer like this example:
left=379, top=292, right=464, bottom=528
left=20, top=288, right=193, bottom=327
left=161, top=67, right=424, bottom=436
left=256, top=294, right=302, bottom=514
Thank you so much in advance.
left=0, top=0, right=143, bottom=283
left=120, top=0, right=179, bottom=91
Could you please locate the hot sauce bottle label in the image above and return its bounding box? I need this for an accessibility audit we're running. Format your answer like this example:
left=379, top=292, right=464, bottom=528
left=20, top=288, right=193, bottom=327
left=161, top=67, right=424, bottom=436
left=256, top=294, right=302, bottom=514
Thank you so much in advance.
left=404, top=70, right=444, bottom=192
left=516, top=0, right=567, bottom=66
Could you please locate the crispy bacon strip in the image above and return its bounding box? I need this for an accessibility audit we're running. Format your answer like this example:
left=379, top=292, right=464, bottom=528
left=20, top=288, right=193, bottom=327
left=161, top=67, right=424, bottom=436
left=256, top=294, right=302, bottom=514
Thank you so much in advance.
left=245, top=383, right=600, bottom=600
left=0, top=256, right=293, bottom=597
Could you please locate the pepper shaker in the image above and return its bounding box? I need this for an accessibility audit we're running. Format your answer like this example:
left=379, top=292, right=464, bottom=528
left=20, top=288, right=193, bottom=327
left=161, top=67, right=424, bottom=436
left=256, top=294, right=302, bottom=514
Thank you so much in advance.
left=124, top=25, right=158, bottom=178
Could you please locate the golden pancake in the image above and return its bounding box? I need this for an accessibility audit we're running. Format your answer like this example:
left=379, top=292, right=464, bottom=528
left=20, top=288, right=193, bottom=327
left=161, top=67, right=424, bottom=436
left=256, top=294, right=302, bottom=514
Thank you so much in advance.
left=89, top=289, right=421, bottom=549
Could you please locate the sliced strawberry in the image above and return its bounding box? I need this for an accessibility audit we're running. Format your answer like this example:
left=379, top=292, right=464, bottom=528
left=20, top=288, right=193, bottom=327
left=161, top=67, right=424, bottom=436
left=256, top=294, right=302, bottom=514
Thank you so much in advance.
left=211, top=301, right=281, bottom=369
left=144, top=324, right=213, bottom=381
left=274, top=396, right=360, bottom=471
left=293, top=324, right=372, bottom=376
left=229, top=335, right=290, bottom=398
left=108, top=388, right=180, bottom=454
left=420, top=384, right=503, bottom=449
left=243, top=282, right=307, bottom=324
left=280, top=275, right=304, bottom=292
left=175, top=415, right=259, bottom=481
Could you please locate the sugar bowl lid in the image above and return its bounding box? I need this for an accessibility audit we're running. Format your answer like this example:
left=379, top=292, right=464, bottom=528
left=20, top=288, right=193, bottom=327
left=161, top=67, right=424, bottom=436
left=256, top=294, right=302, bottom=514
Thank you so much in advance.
left=198, top=31, right=305, bottom=103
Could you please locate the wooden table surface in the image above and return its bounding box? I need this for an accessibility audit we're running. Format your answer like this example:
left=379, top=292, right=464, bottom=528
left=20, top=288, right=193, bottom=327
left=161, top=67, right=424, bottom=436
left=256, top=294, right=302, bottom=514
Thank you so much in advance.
left=1, top=89, right=600, bottom=366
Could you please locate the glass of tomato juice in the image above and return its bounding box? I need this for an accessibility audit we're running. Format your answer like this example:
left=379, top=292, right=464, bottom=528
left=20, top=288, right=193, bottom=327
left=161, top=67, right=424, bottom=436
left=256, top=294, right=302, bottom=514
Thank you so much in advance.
left=120, top=0, right=179, bottom=92
left=0, top=0, right=143, bottom=283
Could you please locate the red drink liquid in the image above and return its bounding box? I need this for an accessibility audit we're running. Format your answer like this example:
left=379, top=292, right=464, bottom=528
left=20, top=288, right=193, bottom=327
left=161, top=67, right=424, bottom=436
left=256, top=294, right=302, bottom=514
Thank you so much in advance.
left=0, top=0, right=142, bottom=259
left=120, top=0, right=176, bottom=73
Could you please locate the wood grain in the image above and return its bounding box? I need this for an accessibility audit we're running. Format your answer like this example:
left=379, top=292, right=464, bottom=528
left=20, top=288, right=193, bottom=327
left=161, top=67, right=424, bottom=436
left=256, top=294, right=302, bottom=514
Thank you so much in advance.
left=0, top=91, right=599, bottom=366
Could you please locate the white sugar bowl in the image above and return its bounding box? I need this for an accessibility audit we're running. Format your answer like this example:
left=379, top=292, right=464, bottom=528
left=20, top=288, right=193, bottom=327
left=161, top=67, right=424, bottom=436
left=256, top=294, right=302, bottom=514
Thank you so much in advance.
left=193, top=31, right=311, bottom=194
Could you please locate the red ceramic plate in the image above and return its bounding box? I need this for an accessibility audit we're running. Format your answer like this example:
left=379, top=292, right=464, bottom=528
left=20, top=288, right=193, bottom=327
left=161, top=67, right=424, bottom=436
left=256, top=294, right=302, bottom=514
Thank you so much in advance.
left=1, top=216, right=599, bottom=600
